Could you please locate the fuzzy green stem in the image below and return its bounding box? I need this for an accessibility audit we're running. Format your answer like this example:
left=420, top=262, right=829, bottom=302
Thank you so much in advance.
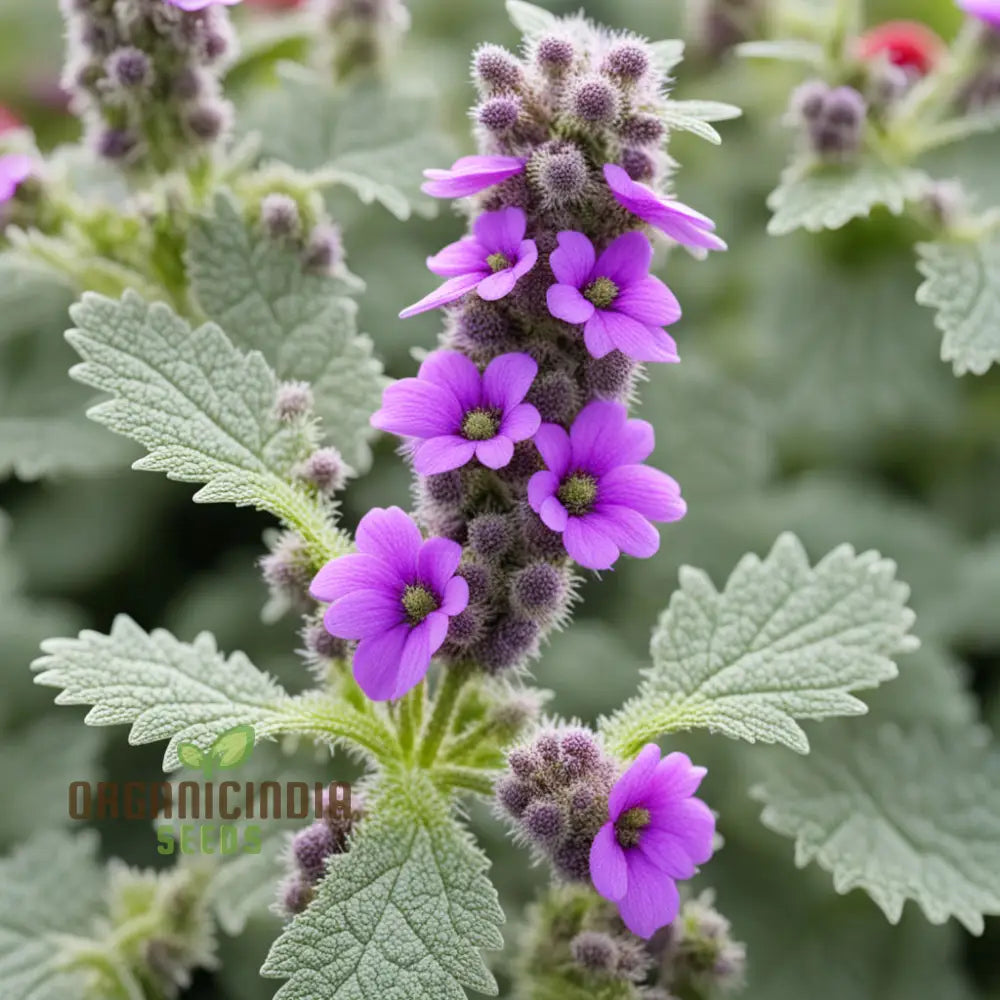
left=418, top=666, right=469, bottom=768
left=442, top=718, right=503, bottom=766
left=431, top=764, right=499, bottom=798
left=396, top=683, right=423, bottom=763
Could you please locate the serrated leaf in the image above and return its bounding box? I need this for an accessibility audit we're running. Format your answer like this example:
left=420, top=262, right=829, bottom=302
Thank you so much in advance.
left=210, top=724, right=256, bottom=769
left=735, top=39, right=824, bottom=63
left=649, top=39, right=685, bottom=77
left=505, top=0, right=556, bottom=35
left=0, top=253, right=75, bottom=344
left=251, top=65, right=453, bottom=221
left=33, top=615, right=290, bottom=771
left=768, top=159, right=930, bottom=235
left=187, top=192, right=386, bottom=472
left=601, top=533, right=916, bottom=757
left=0, top=830, right=106, bottom=1000
left=177, top=743, right=206, bottom=771
left=916, top=229, right=1000, bottom=376
left=661, top=100, right=742, bottom=145
left=66, top=291, right=349, bottom=560
left=262, top=772, right=504, bottom=1000
left=0, top=414, right=132, bottom=481
left=752, top=722, right=1000, bottom=934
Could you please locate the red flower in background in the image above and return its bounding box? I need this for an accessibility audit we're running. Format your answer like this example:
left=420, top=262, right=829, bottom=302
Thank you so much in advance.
left=856, top=21, right=946, bottom=75
left=0, top=106, right=21, bottom=135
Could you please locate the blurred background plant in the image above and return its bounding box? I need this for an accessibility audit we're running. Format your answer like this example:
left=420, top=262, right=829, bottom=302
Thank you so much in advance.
left=0, top=0, right=998, bottom=998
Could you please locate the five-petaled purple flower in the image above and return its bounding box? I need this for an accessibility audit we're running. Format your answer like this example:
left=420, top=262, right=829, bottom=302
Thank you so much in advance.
left=547, top=230, right=681, bottom=363
left=372, top=350, right=541, bottom=474
left=528, top=401, right=686, bottom=571
left=958, top=0, right=1000, bottom=29
left=590, top=744, right=715, bottom=939
left=167, top=0, right=241, bottom=9
left=400, top=207, right=538, bottom=319
left=0, top=153, right=32, bottom=204
left=422, top=155, right=526, bottom=198
left=310, top=507, right=469, bottom=701
left=604, top=164, right=727, bottom=252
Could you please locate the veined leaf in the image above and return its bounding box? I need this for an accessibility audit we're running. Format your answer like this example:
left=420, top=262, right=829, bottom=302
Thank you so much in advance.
left=735, top=39, right=824, bottom=63
left=505, top=0, right=556, bottom=36
left=649, top=39, right=685, bottom=77
left=752, top=722, right=1000, bottom=934
left=661, top=100, right=742, bottom=145
left=187, top=192, right=386, bottom=472
left=262, top=772, right=504, bottom=1000
left=916, top=228, right=1000, bottom=376
left=601, top=533, right=916, bottom=757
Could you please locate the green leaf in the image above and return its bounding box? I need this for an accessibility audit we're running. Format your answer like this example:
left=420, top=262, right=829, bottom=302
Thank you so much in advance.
left=735, top=39, right=824, bottom=63
left=505, top=0, right=556, bottom=35
left=0, top=830, right=106, bottom=1000
left=767, top=160, right=931, bottom=235
left=752, top=722, right=1000, bottom=934
left=601, top=533, right=916, bottom=757
left=648, top=39, right=685, bottom=77
left=176, top=743, right=206, bottom=771
left=251, top=65, right=453, bottom=221
left=187, top=192, right=386, bottom=472
left=33, top=615, right=289, bottom=771
left=262, top=772, right=504, bottom=1000
left=916, top=228, right=1000, bottom=376
left=66, top=290, right=349, bottom=562
left=661, top=100, right=742, bottom=145
left=210, top=724, right=256, bottom=769
left=0, top=254, right=75, bottom=344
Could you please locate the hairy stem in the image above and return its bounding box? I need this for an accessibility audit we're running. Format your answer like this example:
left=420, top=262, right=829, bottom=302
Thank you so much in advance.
left=418, top=665, right=470, bottom=768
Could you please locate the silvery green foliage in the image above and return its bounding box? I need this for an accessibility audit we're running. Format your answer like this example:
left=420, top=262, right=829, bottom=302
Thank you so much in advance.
left=505, top=0, right=555, bottom=37
left=767, top=161, right=931, bottom=235
left=601, top=534, right=916, bottom=757
left=187, top=192, right=386, bottom=472
left=0, top=830, right=105, bottom=1000
left=752, top=722, right=1000, bottom=934
left=916, top=228, right=1000, bottom=376
left=659, top=99, right=742, bottom=146
left=249, top=64, right=452, bottom=221
left=262, top=774, right=504, bottom=1000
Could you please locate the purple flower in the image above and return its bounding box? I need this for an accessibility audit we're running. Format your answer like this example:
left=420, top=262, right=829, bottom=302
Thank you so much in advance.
left=958, top=0, right=1000, bottom=29
left=422, top=155, right=526, bottom=198
left=372, top=350, right=541, bottom=474
left=0, top=153, right=32, bottom=204
left=604, top=164, right=727, bottom=252
left=589, top=744, right=715, bottom=939
left=546, top=230, right=681, bottom=363
left=167, top=0, right=241, bottom=9
left=400, top=207, right=538, bottom=319
left=527, top=401, right=686, bottom=571
left=310, top=507, right=469, bottom=701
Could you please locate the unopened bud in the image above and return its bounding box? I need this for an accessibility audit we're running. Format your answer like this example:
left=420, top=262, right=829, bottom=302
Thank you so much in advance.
left=261, top=192, right=302, bottom=240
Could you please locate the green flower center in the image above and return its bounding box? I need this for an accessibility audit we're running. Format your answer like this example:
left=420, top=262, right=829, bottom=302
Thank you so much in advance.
left=487, top=252, right=512, bottom=273
left=462, top=408, right=501, bottom=441
left=583, top=275, right=619, bottom=309
left=557, top=472, right=598, bottom=515
left=614, top=806, right=651, bottom=849
left=401, top=584, right=439, bottom=626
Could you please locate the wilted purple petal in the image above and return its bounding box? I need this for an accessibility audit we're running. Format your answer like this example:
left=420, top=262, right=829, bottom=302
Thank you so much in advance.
left=399, top=273, right=483, bottom=318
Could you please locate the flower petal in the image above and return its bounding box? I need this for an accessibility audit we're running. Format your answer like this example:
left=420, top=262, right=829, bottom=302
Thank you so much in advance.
left=499, top=403, right=541, bottom=442
left=482, top=352, right=538, bottom=410
left=310, top=552, right=401, bottom=603
left=652, top=752, right=708, bottom=801
left=616, top=851, right=681, bottom=939
left=568, top=400, right=630, bottom=473
left=371, top=378, right=462, bottom=438
left=440, top=575, right=470, bottom=616
left=512, top=239, right=539, bottom=279
left=540, top=495, right=569, bottom=532
left=594, top=310, right=680, bottom=363
left=528, top=470, right=559, bottom=513
left=392, top=623, right=435, bottom=699
left=637, top=826, right=698, bottom=880
left=476, top=268, right=519, bottom=301
left=609, top=743, right=662, bottom=818
left=352, top=624, right=410, bottom=701
left=418, top=350, right=483, bottom=412
left=413, top=435, right=478, bottom=475
left=417, top=536, right=463, bottom=594
left=583, top=313, right=617, bottom=358
left=613, top=275, right=682, bottom=327
left=427, top=236, right=488, bottom=277
left=533, top=423, right=572, bottom=476
left=595, top=230, right=654, bottom=286
left=324, top=589, right=405, bottom=640
left=599, top=465, right=685, bottom=521
left=596, top=506, right=660, bottom=559
left=355, top=507, right=424, bottom=576
left=547, top=283, right=596, bottom=325
left=589, top=823, right=629, bottom=901
left=400, top=273, right=483, bottom=318
left=652, top=797, right=716, bottom=865
left=474, top=206, right=527, bottom=255
left=421, top=155, right=525, bottom=198
left=475, top=435, right=515, bottom=469
left=550, top=230, right=596, bottom=287
left=563, top=515, right=620, bottom=570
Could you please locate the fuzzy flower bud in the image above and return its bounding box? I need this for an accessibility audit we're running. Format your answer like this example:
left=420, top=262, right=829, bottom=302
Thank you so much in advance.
left=106, top=46, right=152, bottom=88
left=467, top=513, right=516, bottom=562
left=478, top=95, right=521, bottom=133
left=570, top=75, right=620, bottom=125
left=603, top=42, right=650, bottom=82
left=536, top=35, right=575, bottom=73
left=474, top=44, right=524, bottom=92
left=304, top=223, right=344, bottom=273
left=510, top=562, right=570, bottom=624
left=298, top=447, right=348, bottom=495
left=261, top=192, right=303, bottom=240
left=570, top=930, right=619, bottom=974
left=531, top=141, right=589, bottom=206
left=260, top=531, right=314, bottom=605
left=274, top=380, right=314, bottom=421
left=791, top=81, right=867, bottom=159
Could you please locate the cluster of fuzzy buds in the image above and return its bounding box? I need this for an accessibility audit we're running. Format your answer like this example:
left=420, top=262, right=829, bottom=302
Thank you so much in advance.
left=280, top=785, right=361, bottom=915
left=59, top=0, right=238, bottom=170
left=319, top=0, right=411, bottom=79
left=790, top=80, right=867, bottom=159
left=496, top=727, right=618, bottom=882
left=257, top=190, right=346, bottom=274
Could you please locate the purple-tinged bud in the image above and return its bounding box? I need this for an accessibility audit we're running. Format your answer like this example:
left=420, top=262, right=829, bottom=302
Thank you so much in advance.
left=560, top=729, right=602, bottom=777
left=304, top=224, right=344, bottom=273
left=665, top=892, right=747, bottom=994
left=584, top=350, right=637, bottom=402
left=511, top=562, right=569, bottom=623
left=791, top=79, right=829, bottom=122
left=536, top=35, right=575, bottom=73
left=478, top=96, right=521, bottom=133
left=422, top=470, right=464, bottom=508
left=496, top=775, right=532, bottom=818
left=172, top=67, right=205, bottom=100
left=451, top=300, right=513, bottom=357
left=570, top=785, right=595, bottom=812
left=570, top=75, right=620, bottom=125
left=261, top=193, right=302, bottom=240
left=508, top=747, right=539, bottom=780
left=280, top=876, right=314, bottom=915
left=299, top=447, right=348, bottom=495
left=603, top=42, right=650, bottom=82
left=570, top=931, right=619, bottom=973
left=468, top=513, right=515, bottom=562
left=292, top=821, right=337, bottom=884
left=260, top=532, right=313, bottom=600
left=532, top=142, right=588, bottom=204
left=620, top=112, right=666, bottom=147
left=302, top=622, right=349, bottom=662
left=458, top=562, right=493, bottom=605
left=274, top=380, right=314, bottom=421
left=616, top=939, right=653, bottom=981
left=554, top=838, right=592, bottom=880
left=185, top=102, right=229, bottom=142
left=520, top=506, right=569, bottom=560
left=825, top=86, right=867, bottom=127
left=106, top=47, right=152, bottom=89
left=444, top=606, right=486, bottom=650
left=622, top=147, right=656, bottom=181
left=525, top=369, right=580, bottom=425
left=535, top=732, right=561, bottom=765
left=480, top=617, right=540, bottom=673
left=474, top=44, right=523, bottom=92
left=522, top=801, right=565, bottom=845
left=96, top=127, right=137, bottom=161
left=488, top=689, right=543, bottom=737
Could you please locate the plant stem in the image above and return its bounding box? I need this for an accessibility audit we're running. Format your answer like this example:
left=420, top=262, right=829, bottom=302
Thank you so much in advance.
left=396, top=683, right=422, bottom=763
left=418, top=665, right=469, bottom=768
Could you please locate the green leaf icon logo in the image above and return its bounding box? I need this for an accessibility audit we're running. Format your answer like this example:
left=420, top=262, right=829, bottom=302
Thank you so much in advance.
left=210, top=724, right=256, bottom=771
left=177, top=743, right=206, bottom=771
